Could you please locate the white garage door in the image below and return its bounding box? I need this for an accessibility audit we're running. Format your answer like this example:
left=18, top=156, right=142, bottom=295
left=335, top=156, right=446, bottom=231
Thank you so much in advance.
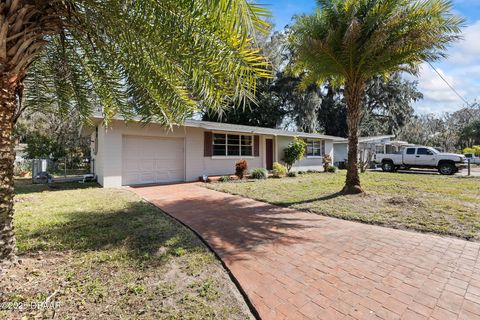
left=122, top=136, right=185, bottom=185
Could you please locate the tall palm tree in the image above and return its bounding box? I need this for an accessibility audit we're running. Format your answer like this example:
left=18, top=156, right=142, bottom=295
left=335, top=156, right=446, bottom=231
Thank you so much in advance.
left=289, top=0, right=463, bottom=194
left=0, top=0, right=270, bottom=270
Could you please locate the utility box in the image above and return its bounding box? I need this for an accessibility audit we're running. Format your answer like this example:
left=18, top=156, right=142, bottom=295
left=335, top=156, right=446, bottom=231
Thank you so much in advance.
left=32, top=159, right=53, bottom=184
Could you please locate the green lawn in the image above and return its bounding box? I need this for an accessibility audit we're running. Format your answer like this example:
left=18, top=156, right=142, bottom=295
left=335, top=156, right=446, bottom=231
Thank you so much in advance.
left=1, top=179, right=252, bottom=320
left=207, top=171, right=480, bottom=240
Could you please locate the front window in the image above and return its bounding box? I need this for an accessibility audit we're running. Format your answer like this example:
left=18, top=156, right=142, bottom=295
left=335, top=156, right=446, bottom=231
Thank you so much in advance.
left=307, top=140, right=322, bottom=157
left=213, top=133, right=253, bottom=157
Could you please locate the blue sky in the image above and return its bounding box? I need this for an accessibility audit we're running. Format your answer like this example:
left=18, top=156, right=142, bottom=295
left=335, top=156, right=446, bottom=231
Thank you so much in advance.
left=264, top=0, right=480, bottom=115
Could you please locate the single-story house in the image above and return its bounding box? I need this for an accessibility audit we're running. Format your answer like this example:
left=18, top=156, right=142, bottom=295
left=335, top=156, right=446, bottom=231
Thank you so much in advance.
left=333, top=135, right=395, bottom=167
left=87, top=115, right=346, bottom=187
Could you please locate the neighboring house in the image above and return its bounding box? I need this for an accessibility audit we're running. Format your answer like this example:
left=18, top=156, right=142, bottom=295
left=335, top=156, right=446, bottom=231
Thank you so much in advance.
left=14, top=143, right=27, bottom=163
left=333, top=135, right=396, bottom=167
left=374, top=140, right=413, bottom=154
left=87, top=115, right=345, bottom=187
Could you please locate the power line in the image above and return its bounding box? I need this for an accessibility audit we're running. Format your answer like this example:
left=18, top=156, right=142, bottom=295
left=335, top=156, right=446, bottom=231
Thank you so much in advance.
left=426, top=61, right=471, bottom=108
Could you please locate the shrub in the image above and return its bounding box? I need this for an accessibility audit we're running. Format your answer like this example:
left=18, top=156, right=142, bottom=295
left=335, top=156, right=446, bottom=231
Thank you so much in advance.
left=326, top=165, right=338, bottom=173
left=287, top=171, right=298, bottom=177
left=14, top=160, right=32, bottom=177
left=272, top=162, right=287, bottom=178
left=463, top=146, right=480, bottom=156
left=323, top=154, right=332, bottom=172
left=250, top=168, right=268, bottom=179
left=283, top=137, right=307, bottom=172
left=337, top=161, right=346, bottom=170
left=235, top=160, right=248, bottom=179
left=218, top=175, right=231, bottom=182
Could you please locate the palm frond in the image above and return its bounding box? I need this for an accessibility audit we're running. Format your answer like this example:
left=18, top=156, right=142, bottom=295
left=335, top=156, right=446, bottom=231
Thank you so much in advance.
left=20, top=0, right=272, bottom=126
left=289, top=0, right=464, bottom=85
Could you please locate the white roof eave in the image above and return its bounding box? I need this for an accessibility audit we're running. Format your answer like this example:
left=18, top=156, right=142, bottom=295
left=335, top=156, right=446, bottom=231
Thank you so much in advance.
left=89, top=114, right=346, bottom=141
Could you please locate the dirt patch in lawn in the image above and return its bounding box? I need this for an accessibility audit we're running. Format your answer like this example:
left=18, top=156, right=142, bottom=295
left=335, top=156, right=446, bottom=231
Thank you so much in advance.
left=1, top=251, right=251, bottom=320
left=385, top=196, right=424, bottom=207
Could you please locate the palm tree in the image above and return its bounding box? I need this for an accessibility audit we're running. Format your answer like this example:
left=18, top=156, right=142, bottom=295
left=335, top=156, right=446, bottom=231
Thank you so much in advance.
left=288, top=0, right=463, bottom=194
left=0, top=0, right=270, bottom=270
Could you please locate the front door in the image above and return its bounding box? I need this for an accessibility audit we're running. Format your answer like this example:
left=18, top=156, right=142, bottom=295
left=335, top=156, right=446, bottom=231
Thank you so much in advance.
left=265, top=139, right=274, bottom=170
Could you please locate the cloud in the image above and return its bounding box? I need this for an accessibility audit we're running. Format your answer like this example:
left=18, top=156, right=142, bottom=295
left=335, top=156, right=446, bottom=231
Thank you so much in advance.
left=410, top=64, right=466, bottom=114
left=418, top=64, right=466, bottom=101
left=412, top=20, right=480, bottom=114
left=449, top=21, right=480, bottom=65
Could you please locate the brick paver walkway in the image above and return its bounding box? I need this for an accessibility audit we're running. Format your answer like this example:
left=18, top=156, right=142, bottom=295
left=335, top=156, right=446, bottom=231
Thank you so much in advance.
left=132, top=183, right=480, bottom=320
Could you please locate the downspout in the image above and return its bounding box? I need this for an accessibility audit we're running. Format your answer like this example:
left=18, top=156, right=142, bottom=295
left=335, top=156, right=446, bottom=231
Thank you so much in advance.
left=274, top=135, right=278, bottom=162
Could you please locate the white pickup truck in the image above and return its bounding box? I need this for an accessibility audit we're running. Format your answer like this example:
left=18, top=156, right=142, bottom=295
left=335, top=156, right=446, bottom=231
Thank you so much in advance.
left=374, top=146, right=468, bottom=175
left=464, top=153, right=480, bottom=165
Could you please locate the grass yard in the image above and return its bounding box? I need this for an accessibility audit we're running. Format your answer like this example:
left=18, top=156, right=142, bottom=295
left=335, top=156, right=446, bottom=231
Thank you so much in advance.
left=207, top=171, right=480, bottom=241
left=1, top=179, right=252, bottom=320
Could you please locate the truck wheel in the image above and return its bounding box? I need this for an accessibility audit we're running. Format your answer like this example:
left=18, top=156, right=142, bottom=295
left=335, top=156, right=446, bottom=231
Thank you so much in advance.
left=382, top=161, right=395, bottom=172
left=438, top=163, right=455, bottom=175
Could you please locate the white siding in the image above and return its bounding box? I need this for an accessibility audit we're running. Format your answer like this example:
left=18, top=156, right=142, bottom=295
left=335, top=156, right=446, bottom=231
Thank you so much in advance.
left=91, top=125, right=106, bottom=185
left=276, top=136, right=334, bottom=172
left=333, top=143, right=348, bottom=165
left=94, top=121, right=264, bottom=187
left=186, top=126, right=264, bottom=179
left=92, top=120, right=338, bottom=187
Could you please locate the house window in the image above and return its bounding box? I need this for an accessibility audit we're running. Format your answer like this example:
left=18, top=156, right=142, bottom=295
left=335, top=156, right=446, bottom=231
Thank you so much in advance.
left=213, top=133, right=253, bottom=157
left=306, top=140, right=322, bottom=157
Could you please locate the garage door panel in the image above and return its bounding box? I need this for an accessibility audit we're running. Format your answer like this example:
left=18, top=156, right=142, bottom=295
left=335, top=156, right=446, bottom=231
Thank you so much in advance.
left=140, top=172, right=157, bottom=183
left=124, top=160, right=139, bottom=171
left=155, top=159, right=178, bottom=169
left=125, top=173, right=141, bottom=185
left=167, top=170, right=184, bottom=179
left=155, top=172, right=170, bottom=181
left=122, top=136, right=184, bottom=185
left=154, top=149, right=183, bottom=159
left=140, top=160, right=155, bottom=171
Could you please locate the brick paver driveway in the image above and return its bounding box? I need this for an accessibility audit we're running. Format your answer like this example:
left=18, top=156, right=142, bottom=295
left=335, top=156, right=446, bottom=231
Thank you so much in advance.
left=133, top=183, right=480, bottom=320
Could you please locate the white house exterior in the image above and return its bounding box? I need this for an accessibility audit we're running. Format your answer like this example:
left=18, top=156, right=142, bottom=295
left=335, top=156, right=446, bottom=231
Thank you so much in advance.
left=88, top=116, right=345, bottom=187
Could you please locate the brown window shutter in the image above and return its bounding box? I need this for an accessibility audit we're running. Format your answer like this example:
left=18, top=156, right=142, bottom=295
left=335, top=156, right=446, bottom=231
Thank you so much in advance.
left=321, top=140, right=325, bottom=156
left=254, top=135, right=260, bottom=157
left=204, top=131, right=212, bottom=157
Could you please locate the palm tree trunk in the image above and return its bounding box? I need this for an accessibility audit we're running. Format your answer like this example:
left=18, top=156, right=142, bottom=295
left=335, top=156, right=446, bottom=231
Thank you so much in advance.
left=0, top=75, right=18, bottom=272
left=342, top=81, right=365, bottom=194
